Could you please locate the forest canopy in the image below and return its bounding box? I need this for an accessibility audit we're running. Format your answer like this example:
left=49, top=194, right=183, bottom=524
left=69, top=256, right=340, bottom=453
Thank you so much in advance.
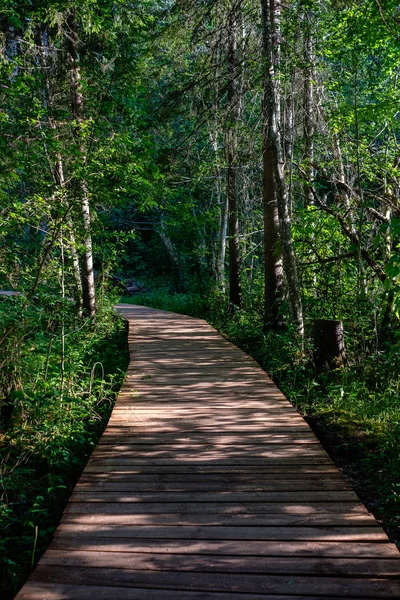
left=1, top=0, right=400, bottom=596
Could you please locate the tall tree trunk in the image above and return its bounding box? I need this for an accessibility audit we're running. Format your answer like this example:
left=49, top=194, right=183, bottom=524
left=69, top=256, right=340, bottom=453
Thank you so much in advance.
left=39, top=29, right=83, bottom=314
left=55, top=157, right=83, bottom=316
left=67, top=10, right=96, bottom=317
left=210, top=131, right=228, bottom=291
left=262, top=5, right=282, bottom=327
left=158, top=213, right=184, bottom=292
left=226, top=4, right=243, bottom=309
left=303, top=6, right=315, bottom=206
left=286, top=57, right=296, bottom=219
left=263, top=143, right=282, bottom=326
left=261, top=0, right=304, bottom=336
left=333, top=134, right=356, bottom=233
left=218, top=193, right=229, bottom=291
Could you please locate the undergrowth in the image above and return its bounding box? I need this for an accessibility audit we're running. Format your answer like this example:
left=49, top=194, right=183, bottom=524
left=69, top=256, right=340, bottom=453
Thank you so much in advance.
left=123, top=291, right=400, bottom=546
left=0, top=295, right=129, bottom=599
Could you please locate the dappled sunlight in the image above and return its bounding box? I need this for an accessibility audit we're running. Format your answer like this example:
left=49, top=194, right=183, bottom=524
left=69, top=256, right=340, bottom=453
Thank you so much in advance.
left=16, top=305, right=400, bottom=599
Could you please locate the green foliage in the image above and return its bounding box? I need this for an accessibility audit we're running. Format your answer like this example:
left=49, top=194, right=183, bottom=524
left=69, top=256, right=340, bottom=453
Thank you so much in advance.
left=0, top=297, right=129, bottom=599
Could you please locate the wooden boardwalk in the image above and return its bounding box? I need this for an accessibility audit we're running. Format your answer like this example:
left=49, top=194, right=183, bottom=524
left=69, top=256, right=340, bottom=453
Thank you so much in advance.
left=16, top=304, right=400, bottom=599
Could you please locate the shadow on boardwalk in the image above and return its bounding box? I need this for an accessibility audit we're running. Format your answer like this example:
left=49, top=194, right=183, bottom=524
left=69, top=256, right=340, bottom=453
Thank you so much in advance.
left=14, top=305, right=400, bottom=599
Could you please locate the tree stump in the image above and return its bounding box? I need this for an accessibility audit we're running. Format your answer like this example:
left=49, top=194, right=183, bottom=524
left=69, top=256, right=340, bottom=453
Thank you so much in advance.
left=313, top=319, right=346, bottom=373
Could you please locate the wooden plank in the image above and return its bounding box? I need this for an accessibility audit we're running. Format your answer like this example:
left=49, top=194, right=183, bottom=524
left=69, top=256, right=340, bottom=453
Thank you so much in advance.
left=126, top=365, right=263, bottom=372
left=127, top=365, right=260, bottom=370
left=17, top=582, right=368, bottom=600
left=107, top=412, right=306, bottom=420
left=79, top=471, right=345, bottom=480
left=61, top=512, right=376, bottom=526
left=69, top=491, right=358, bottom=503
left=117, top=390, right=288, bottom=397
left=55, top=523, right=386, bottom=541
left=64, top=502, right=369, bottom=515
left=124, top=371, right=274, bottom=378
left=50, top=536, right=400, bottom=557
left=90, top=445, right=330, bottom=457
left=29, top=566, right=400, bottom=598
left=115, top=393, right=295, bottom=401
left=123, top=384, right=288, bottom=392
left=113, top=401, right=297, bottom=408
left=109, top=410, right=307, bottom=418
left=40, top=549, right=400, bottom=576
left=83, top=464, right=340, bottom=474
left=87, top=458, right=335, bottom=466
left=113, top=402, right=300, bottom=410
left=102, top=424, right=312, bottom=432
left=74, top=481, right=350, bottom=493
left=104, top=424, right=313, bottom=432
left=98, top=435, right=321, bottom=444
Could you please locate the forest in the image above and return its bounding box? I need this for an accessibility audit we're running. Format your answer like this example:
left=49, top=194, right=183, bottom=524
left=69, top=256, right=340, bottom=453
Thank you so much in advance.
left=1, top=0, right=400, bottom=596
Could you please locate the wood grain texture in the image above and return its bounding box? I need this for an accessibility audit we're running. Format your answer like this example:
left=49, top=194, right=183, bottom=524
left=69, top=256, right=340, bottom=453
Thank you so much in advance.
left=15, top=304, right=400, bottom=599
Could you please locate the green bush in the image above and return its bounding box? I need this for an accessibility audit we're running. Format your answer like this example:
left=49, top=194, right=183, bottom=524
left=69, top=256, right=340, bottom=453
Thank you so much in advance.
left=0, top=295, right=129, bottom=599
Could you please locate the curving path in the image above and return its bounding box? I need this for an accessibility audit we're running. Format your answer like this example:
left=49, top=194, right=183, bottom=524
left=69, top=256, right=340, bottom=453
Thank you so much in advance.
left=16, top=304, right=400, bottom=599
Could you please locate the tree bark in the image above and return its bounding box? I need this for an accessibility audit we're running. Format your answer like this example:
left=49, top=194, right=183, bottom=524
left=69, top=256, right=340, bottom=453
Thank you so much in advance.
left=210, top=131, right=228, bottom=291
left=261, top=0, right=304, bottom=335
left=262, top=2, right=282, bottom=327
left=217, top=192, right=229, bottom=291
left=303, top=6, right=315, bottom=206
left=226, top=4, right=243, bottom=309
left=313, top=319, right=346, bottom=373
left=158, top=213, right=184, bottom=292
left=263, top=143, right=283, bottom=326
left=67, top=10, right=96, bottom=317
left=39, top=29, right=83, bottom=314
left=55, top=157, right=83, bottom=316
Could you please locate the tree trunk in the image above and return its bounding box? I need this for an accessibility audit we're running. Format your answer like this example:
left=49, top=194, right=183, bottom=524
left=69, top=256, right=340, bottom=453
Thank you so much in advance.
left=67, top=10, right=96, bottom=317
left=210, top=131, right=228, bottom=291
left=333, top=134, right=356, bottom=233
left=39, top=29, right=83, bottom=314
left=261, top=0, right=304, bottom=335
left=226, top=4, right=243, bottom=309
left=217, top=193, right=229, bottom=291
left=55, top=156, right=83, bottom=316
left=159, top=213, right=184, bottom=292
left=263, top=143, right=283, bottom=326
left=303, top=7, right=315, bottom=206
left=262, top=3, right=282, bottom=328
left=313, top=319, right=346, bottom=373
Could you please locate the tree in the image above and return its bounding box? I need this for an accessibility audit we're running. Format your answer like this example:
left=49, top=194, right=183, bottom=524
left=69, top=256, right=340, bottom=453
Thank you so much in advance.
left=66, top=9, right=96, bottom=317
left=226, top=1, right=243, bottom=308
left=261, top=0, right=304, bottom=335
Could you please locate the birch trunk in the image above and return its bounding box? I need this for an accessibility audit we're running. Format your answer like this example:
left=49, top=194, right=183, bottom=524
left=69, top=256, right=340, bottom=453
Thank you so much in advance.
left=226, top=4, right=243, bottom=309
left=218, top=194, right=229, bottom=291
left=211, top=131, right=228, bottom=291
left=303, top=7, right=315, bottom=206
left=263, top=143, right=283, bottom=326
left=261, top=0, right=304, bottom=335
left=39, top=30, right=83, bottom=314
left=67, top=10, right=96, bottom=317
left=55, top=157, right=83, bottom=316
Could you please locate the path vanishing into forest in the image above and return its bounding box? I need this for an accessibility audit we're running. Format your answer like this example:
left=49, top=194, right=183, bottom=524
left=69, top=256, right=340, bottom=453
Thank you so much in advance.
left=16, top=304, right=400, bottom=599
